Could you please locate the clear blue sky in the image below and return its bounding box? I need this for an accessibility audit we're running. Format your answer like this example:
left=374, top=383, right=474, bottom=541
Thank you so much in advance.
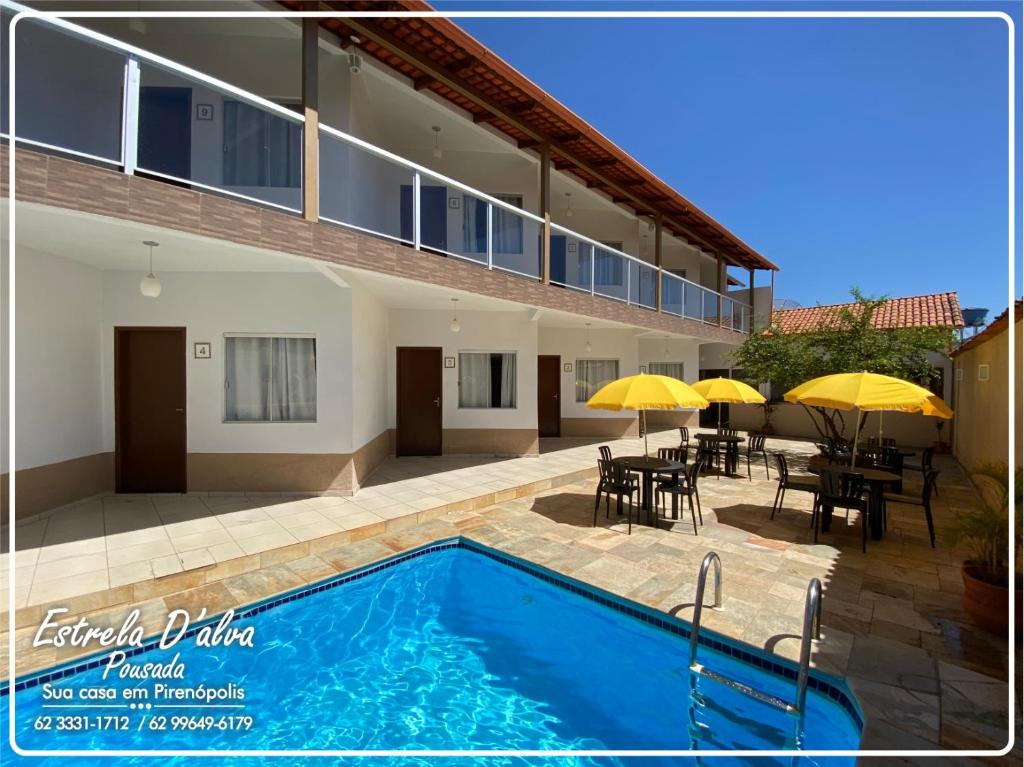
left=440, top=2, right=1021, bottom=320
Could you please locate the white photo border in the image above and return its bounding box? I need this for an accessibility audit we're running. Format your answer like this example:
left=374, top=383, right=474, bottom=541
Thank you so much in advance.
left=5, top=3, right=1017, bottom=759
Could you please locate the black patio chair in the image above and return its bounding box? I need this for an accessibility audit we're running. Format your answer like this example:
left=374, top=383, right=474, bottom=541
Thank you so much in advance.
left=745, top=434, right=770, bottom=481
left=721, top=427, right=738, bottom=437
left=656, top=458, right=703, bottom=534
left=679, top=426, right=692, bottom=448
left=770, top=453, right=819, bottom=520
left=904, top=447, right=938, bottom=497
left=594, top=459, right=639, bottom=534
left=871, top=446, right=904, bottom=495
left=598, top=445, right=612, bottom=463
left=813, top=469, right=869, bottom=552
left=883, top=469, right=940, bottom=548
left=654, top=446, right=688, bottom=496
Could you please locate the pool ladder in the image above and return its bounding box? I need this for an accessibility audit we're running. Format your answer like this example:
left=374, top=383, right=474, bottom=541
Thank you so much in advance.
left=687, top=551, right=822, bottom=717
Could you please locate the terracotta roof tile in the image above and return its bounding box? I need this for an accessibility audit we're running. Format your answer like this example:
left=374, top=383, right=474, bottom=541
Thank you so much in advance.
left=773, top=292, right=964, bottom=333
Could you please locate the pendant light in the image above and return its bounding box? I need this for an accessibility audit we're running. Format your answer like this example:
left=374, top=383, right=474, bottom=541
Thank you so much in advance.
left=139, top=240, right=161, bottom=298
left=449, top=298, right=461, bottom=333
left=584, top=322, right=592, bottom=353
left=564, top=192, right=573, bottom=218
left=432, top=126, right=442, bottom=159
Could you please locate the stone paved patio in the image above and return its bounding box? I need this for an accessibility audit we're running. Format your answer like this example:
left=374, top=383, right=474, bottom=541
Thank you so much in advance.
left=1, top=431, right=682, bottom=608
left=1, top=431, right=1017, bottom=757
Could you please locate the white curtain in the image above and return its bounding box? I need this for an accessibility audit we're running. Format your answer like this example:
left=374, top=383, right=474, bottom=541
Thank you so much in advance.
left=462, top=195, right=486, bottom=254
left=459, top=353, right=492, bottom=408
left=459, top=352, right=517, bottom=408
left=270, top=338, right=317, bottom=421
left=649, top=362, right=685, bottom=381
left=225, top=337, right=272, bottom=421
left=499, top=352, right=516, bottom=408
left=576, top=359, right=619, bottom=402
left=225, top=336, right=316, bottom=422
left=492, top=195, right=523, bottom=254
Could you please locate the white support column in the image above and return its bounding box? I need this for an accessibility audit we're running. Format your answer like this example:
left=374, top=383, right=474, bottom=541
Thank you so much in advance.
left=486, top=203, right=493, bottom=269
left=413, top=172, right=421, bottom=250
left=121, top=56, right=140, bottom=175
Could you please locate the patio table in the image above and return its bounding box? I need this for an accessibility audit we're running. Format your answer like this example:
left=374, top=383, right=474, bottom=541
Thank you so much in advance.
left=694, top=433, right=745, bottom=476
left=807, top=455, right=899, bottom=541
left=611, top=455, right=686, bottom=526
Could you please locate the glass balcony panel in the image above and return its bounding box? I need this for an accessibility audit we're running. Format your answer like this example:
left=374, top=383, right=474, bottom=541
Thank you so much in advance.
left=721, top=297, right=734, bottom=329
left=319, top=129, right=415, bottom=243
left=593, top=246, right=628, bottom=302
left=1, top=13, right=124, bottom=163
left=136, top=63, right=303, bottom=212
left=550, top=232, right=593, bottom=292
left=417, top=173, right=489, bottom=265
left=661, top=273, right=683, bottom=317
left=491, top=207, right=541, bottom=278
left=629, top=261, right=657, bottom=310
left=683, top=281, right=703, bottom=320
left=703, top=291, right=720, bottom=324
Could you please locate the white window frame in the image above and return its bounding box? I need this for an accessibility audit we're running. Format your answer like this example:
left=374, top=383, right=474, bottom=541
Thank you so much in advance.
left=222, top=332, right=318, bottom=423
left=978, top=363, right=990, bottom=382
left=457, top=350, right=518, bottom=409
left=575, top=358, right=620, bottom=402
left=648, top=361, right=686, bottom=381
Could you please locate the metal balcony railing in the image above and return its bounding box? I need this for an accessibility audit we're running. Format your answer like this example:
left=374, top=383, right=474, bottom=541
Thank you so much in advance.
left=1, top=1, right=751, bottom=332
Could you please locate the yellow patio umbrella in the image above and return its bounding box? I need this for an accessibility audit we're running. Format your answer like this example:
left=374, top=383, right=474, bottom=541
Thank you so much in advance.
left=691, top=377, right=766, bottom=434
left=587, top=373, right=709, bottom=456
left=783, top=371, right=954, bottom=466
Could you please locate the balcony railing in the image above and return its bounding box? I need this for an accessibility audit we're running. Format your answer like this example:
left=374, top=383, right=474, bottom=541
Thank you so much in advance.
left=0, top=2, right=750, bottom=333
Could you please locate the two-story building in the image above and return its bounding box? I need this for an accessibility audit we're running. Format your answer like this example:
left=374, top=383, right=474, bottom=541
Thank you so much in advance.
left=1, top=1, right=778, bottom=518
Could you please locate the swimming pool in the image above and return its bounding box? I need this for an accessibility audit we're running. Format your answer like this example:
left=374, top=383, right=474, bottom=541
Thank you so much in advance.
left=2, top=538, right=862, bottom=763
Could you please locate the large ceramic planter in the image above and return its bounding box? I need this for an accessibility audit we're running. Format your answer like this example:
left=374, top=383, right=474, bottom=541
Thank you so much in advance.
left=961, top=563, right=1020, bottom=634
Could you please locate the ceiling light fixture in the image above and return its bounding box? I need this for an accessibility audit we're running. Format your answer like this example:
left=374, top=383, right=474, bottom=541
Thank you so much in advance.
left=348, top=36, right=363, bottom=74
left=139, top=240, right=161, bottom=298
left=449, top=298, right=460, bottom=333
left=584, top=322, right=592, bottom=353
left=432, top=126, right=443, bottom=159
left=565, top=192, right=573, bottom=218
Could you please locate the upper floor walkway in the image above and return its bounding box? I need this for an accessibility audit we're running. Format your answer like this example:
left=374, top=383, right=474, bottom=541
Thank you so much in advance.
left=1, top=1, right=776, bottom=338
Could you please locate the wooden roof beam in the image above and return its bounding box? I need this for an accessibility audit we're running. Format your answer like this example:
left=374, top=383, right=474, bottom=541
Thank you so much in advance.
left=336, top=12, right=750, bottom=268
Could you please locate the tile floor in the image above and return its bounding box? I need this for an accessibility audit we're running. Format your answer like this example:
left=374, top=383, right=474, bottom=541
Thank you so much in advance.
left=1, top=431, right=684, bottom=608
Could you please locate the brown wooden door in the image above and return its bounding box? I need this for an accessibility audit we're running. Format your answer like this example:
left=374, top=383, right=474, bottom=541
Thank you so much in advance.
left=537, top=355, right=561, bottom=438
left=396, top=347, right=442, bottom=456
left=115, top=327, right=187, bottom=493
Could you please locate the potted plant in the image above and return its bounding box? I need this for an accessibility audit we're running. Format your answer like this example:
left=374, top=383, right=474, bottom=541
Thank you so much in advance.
left=945, top=465, right=1022, bottom=633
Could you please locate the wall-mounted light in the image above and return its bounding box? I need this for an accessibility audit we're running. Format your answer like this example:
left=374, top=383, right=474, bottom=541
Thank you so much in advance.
left=449, top=298, right=461, bottom=333
left=432, top=126, right=443, bottom=159
left=139, top=240, right=161, bottom=298
left=584, top=322, right=592, bottom=353
left=564, top=192, right=573, bottom=218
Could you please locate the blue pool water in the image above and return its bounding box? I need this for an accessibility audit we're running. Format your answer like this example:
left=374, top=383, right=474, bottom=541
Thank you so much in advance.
left=2, top=541, right=861, bottom=765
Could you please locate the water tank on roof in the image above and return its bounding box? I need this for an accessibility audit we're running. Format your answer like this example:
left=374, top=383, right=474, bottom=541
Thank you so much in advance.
left=962, top=307, right=989, bottom=328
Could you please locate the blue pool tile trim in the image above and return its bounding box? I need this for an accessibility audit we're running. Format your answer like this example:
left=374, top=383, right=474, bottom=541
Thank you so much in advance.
left=1, top=536, right=863, bottom=730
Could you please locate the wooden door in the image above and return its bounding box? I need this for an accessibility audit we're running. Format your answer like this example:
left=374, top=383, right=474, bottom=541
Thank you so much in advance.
left=396, top=347, right=442, bottom=456
left=115, top=327, right=187, bottom=493
left=537, top=355, right=561, bottom=438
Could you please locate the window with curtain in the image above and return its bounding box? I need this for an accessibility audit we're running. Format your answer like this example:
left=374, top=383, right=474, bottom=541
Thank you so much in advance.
left=649, top=361, right=685, bottom=381
left=576, top=359, right=619, bottom=402
left=225, top=336, right=316, bottom=422
left=594, top=242, right=624, bottom=286
left=492, top=194, right=523, bottom=254
left=458, top=352, right=517, bottom=408
left=462, top=195, right=487, bottom=254
left=223, top=100, right=301, bottom=188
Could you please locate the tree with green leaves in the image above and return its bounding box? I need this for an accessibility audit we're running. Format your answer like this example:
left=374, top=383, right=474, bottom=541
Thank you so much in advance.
left=732, top=288, right=956, bottom=441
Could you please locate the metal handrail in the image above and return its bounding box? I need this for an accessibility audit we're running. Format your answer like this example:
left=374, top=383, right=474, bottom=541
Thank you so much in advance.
left=2, top=0, right=305, bottom=123
left=794, top=577, right=822, bottom=715
left=688, top=551, right=723, bottom=668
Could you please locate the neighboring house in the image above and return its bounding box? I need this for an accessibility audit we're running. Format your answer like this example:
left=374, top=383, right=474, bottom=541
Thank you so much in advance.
left=0, top=1, right=778, bottom=518
left=728, top=292, right=964, bottom=446
left=951, top=300, right=1022, bottom=472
